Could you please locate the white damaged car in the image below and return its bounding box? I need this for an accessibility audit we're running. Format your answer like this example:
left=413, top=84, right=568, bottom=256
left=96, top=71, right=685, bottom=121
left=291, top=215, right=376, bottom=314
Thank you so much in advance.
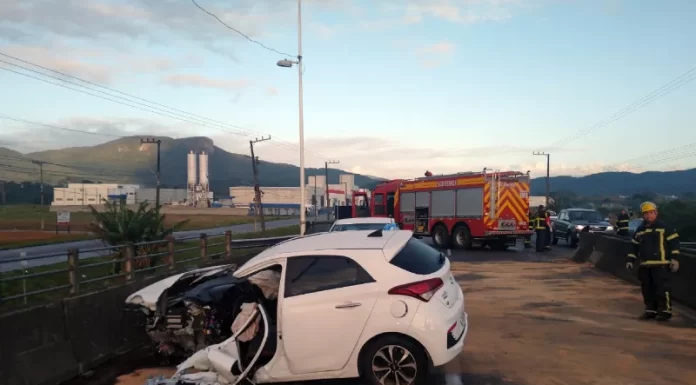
left=135, top=229, right=468, bottom=385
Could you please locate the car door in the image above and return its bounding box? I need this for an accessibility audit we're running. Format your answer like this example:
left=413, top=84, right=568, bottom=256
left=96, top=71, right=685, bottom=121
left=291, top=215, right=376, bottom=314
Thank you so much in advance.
left=280, top=255, right=378, bottom=374
left=556, top=210, right=568, bottom=234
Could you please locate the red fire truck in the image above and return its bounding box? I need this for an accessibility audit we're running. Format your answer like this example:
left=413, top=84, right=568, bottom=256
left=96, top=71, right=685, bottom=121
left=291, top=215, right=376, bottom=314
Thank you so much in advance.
left=367, top=169, right=534, bottom=249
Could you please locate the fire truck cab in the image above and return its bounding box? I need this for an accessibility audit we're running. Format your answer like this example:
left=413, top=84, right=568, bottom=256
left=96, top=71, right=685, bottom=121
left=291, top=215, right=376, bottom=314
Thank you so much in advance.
left=371, top=170, right=533, bottom=250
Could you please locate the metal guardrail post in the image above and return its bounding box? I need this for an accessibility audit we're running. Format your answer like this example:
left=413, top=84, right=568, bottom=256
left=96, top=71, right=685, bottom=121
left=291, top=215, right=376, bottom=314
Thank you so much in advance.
left=67, top=248, right=79, bottom=295
left=124, top=243, right=134, bottom=281
left=225, top=231, right=232, bottom=260
left=200, top=233, right=208, bottom=262
left=166, top=236, right=175, bottom=270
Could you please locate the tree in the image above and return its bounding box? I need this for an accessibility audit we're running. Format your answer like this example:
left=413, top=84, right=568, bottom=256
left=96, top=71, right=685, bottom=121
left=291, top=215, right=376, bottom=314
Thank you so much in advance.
left=89, top=200, right=189, bottom=269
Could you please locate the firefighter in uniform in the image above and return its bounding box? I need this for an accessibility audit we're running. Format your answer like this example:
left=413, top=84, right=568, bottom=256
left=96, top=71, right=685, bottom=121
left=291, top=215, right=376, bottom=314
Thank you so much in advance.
left=544, top=210, right=552, bottom=250
left=626, top=202, right=680, bottom=321
left=534, top=205, right=549, bottom=252
left=524, top=210, right=534, bottom=248
left=616, top=209, right=631, bottom=237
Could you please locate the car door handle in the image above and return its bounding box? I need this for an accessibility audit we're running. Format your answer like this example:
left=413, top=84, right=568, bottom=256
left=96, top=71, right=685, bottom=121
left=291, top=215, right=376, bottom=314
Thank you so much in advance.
left=335, top=302, right=361, bottom=309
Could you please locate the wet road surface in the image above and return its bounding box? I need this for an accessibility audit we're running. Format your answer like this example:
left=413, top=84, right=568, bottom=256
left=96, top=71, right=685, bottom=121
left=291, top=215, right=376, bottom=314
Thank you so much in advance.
left=74, top=245, right=696, bottom=385
left=0, top=218, right=299, bottom=272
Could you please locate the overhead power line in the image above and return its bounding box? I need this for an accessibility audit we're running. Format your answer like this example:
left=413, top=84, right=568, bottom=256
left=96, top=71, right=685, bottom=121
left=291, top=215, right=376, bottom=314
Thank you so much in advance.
left=0, top=52, right=331, bottom=162
left=0, top=115, right=125, bottom=138
left=539, top=66, right=696, bottom=152
left=190, top=0, right=295, bottom=57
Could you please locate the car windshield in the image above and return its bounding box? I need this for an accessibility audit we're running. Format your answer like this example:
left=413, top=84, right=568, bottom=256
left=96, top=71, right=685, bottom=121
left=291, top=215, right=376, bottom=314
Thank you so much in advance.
left=568, top=210, right=603, bottom=222
left=331, top=223, right=388, bottom=232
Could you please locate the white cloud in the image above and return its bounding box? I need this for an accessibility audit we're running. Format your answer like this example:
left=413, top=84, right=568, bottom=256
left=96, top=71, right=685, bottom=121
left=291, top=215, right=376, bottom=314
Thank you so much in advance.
left=414, top=41, right=457, bottom=69
left=265, top=86, right=279, bottom=96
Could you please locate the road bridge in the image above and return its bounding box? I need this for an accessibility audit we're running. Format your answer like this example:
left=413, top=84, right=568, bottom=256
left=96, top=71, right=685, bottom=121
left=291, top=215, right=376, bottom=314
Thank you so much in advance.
left=65, top=247, right=696, bottom=385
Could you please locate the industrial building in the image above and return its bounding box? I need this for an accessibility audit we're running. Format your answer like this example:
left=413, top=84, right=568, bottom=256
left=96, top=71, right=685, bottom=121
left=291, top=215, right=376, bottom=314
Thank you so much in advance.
left=51, top=183, right=189, bottom=207
left=229, top=174, right=358, bottom=216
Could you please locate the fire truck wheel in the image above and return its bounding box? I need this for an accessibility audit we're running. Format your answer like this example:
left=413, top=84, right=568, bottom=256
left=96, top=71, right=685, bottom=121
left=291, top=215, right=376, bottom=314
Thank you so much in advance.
left=452, top=225, right=472, bottom=250
left=432, top=225, right=450, bottom=248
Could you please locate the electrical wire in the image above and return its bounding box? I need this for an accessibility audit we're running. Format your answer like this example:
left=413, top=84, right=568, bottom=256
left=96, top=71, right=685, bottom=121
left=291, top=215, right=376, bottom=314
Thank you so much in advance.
left=0, top=115, right=125, bottom=138
left=541, top=67, right=696, bottom=151
left=0, top=53, right=332, bottom=162
left=190, top=0, right=295, bottom=58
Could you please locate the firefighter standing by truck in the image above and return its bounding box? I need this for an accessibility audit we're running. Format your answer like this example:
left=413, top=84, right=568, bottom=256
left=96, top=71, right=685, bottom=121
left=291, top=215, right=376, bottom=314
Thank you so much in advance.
left=524, top=210, right=534, bottom=248
left=534, top=205, right=550, bottom=252
left=616, top=208, right=631, bottom=236
left=625, top=201, right=680, bottom=322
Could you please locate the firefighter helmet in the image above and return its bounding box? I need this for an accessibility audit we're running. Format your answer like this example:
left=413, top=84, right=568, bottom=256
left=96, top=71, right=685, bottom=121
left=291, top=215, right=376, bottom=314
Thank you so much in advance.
left=640, top=201, right=658, bottom=213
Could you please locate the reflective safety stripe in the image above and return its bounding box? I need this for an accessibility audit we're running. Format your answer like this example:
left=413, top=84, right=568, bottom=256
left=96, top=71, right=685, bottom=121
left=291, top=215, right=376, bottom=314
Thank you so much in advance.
left=666, top=233, right=679, bottom=241
left=640, top=260, right=669, bottom=265
left=672, top=250, right=680, bottom=255
left=666, top=292, right=672, bottom=311
left=627, top=253, right=637, bottom=259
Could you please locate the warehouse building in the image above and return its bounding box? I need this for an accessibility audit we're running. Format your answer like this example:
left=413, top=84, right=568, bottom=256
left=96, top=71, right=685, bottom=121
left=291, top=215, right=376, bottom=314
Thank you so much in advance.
left=51, top=183, right=189, bottom=207
left=229, top=174, right=358, bottom=216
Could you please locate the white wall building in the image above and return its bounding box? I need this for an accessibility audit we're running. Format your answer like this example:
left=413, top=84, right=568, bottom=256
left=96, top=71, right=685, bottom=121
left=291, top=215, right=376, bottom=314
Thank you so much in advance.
left=52, top=183, right=140, bottom=206
left=51, top=184, right=190, bottom=206
left=229, top=174, right=359, bottom=211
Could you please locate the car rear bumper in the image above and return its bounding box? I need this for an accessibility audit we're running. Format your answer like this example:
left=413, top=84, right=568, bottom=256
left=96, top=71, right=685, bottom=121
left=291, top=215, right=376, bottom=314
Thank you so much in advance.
left=407, top=298, right=468, bottom=367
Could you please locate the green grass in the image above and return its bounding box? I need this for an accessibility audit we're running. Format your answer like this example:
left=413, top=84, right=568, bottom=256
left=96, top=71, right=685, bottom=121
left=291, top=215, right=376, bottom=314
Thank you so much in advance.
left=0, top=225, right=300, bottom=311
left=0, top=205, right=284, bottom=232
left=0, top=234, right=96, bottom=250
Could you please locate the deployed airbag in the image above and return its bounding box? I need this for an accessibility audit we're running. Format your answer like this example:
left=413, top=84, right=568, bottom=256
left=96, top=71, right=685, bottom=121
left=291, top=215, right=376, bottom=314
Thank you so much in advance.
left=248, top=270, right=281, bottom=299
left=231, top=303, right=260, bottom=342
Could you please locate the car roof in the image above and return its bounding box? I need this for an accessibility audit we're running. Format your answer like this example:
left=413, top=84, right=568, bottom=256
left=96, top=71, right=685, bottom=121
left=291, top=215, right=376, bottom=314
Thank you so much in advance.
left=567, top=208, right=597, bottom=212
left=333, top=217, right=394, bottom=225
left=234, top=230, right=412, bottom=276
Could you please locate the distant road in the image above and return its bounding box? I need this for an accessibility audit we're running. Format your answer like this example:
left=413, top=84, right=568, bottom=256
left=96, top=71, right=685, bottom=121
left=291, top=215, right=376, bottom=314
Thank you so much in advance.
left=0, top=218, right=299, bottom=272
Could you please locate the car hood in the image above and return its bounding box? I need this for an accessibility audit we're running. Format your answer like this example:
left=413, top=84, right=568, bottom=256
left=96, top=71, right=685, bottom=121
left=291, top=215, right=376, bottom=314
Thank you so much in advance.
left=125, top=265, right=232, bottom=311
left=572, top=220, right=611, bottom=227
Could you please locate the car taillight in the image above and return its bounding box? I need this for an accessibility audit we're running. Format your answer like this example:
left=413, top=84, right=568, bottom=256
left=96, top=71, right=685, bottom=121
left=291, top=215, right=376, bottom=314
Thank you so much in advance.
left=388, top=278, right=443, bottom=302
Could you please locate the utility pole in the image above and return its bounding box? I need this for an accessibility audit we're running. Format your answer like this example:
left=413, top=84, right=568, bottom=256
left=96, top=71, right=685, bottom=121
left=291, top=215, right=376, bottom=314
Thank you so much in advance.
left=31, top=160, right=45, bottom=230
left=141, top=138, right=162, bottom=212
left=324, top=160, right=339, bottom=220
left=533, top=151, right=551, bottom=208
left=250, top=136, right=271, bottom=231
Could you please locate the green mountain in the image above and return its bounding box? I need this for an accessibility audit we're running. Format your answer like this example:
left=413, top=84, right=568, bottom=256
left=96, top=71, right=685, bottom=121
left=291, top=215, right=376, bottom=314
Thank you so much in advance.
left=0, top=136, right=385, bottom=194
left=531, top=169, right=696, bottom=196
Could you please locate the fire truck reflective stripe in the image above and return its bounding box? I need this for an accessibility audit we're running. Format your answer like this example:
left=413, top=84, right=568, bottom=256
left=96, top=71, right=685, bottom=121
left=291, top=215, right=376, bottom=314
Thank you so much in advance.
left=399, top=176, right=484, bottom=191
left=499, top=188, right=527, bottom=221
left=497, top=191, right=526, bottom=222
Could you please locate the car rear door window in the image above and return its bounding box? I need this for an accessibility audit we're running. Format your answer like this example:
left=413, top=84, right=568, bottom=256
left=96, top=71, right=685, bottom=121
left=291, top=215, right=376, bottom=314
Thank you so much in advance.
left=285, top=256, right=374, bottom=297
left=389, top=238, right=444, bottom=275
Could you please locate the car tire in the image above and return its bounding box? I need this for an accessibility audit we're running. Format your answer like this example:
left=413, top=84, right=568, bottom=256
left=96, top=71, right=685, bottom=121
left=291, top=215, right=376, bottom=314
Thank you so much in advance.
left=452, top=225, right=472, bottom=250
left=566, top=232, right=578, bottom=248
left=360, top=335, right=429, bottom=385
left=551, top=235, right=558, bottom=245
left=432, top=225, right=450, bottom=249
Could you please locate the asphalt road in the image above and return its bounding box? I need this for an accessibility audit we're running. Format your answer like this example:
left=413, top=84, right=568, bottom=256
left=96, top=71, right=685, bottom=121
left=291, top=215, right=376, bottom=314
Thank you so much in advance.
left=0, top=218, right=299, bottom=272
left=60, top=243, right=696, bottom=385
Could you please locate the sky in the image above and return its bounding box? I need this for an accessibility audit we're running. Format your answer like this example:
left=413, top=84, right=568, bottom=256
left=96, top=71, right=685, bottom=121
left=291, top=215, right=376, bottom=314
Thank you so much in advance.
left=0, top=0, right=695, bottom=181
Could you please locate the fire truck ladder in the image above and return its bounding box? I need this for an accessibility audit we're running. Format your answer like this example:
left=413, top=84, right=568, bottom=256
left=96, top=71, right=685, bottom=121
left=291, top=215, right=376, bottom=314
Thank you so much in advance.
left=488, top=169, right=501, bottom=220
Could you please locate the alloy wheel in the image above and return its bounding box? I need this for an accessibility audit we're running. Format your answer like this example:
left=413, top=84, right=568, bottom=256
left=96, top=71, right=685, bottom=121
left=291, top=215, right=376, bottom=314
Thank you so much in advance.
left=371, top=345, right=418, bottom=385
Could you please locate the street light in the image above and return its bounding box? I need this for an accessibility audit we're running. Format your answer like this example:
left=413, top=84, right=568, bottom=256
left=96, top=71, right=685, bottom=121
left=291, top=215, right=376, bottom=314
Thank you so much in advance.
left=277, top=0, right=306, bottom=235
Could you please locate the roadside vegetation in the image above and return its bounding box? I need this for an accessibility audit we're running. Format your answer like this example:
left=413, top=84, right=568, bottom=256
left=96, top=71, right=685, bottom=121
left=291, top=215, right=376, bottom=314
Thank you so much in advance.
left=0, top=200, right=300, bottom=311
left=0, top=204, right=283, bottom=232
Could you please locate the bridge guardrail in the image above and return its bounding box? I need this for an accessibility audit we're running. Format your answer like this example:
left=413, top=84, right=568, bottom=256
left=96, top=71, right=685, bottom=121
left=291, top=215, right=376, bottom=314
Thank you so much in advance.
left=0, top=220, right=334, bottom=308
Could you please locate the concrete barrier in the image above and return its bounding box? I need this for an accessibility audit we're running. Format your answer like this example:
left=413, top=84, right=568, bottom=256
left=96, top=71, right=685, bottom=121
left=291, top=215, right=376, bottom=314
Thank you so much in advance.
left=0, top=272, right=197, bottom=385
left=571, top=232, right=597, bottom=263
left=586, top=235, right=696, bottom=309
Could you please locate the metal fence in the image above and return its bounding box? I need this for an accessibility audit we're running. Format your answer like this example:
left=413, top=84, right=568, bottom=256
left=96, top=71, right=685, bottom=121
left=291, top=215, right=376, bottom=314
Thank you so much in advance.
left=0, top=220, right=334, bottom=307
left=0, top=231, right=296, bottom=306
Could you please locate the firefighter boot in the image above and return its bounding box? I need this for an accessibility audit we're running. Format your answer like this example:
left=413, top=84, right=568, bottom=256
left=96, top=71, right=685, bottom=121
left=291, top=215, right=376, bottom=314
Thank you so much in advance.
left=639, top=310, right=657, bottom=320
left=656, top=311, right=672, bottom=322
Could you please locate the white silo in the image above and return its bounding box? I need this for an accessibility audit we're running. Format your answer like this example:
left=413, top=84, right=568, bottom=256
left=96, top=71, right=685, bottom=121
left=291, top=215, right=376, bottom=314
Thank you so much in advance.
left=187, top=151, right=198, bottom=185
left=187, top=151, right=198, bottom=206
left=198, top=152, right=209, bottom=186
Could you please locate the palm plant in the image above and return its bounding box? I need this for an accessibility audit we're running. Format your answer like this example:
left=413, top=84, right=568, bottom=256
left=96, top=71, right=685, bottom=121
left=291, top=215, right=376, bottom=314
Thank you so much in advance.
left=89, top=200, right=189, bottom=271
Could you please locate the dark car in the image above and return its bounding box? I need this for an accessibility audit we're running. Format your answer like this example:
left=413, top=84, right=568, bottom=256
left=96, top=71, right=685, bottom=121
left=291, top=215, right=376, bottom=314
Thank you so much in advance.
left=551, top=208, right=614, bottom=247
